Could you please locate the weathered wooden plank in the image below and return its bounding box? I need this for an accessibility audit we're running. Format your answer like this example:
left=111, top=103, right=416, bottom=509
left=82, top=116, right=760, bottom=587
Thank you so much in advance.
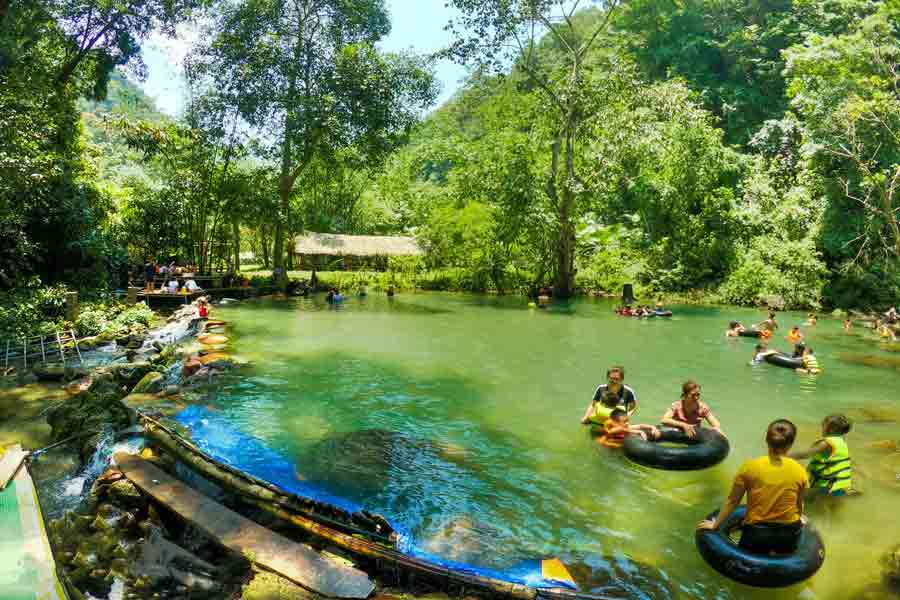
left=114, top=452, right=373, bottom=599
left=0, top=444, right=29, bottom=491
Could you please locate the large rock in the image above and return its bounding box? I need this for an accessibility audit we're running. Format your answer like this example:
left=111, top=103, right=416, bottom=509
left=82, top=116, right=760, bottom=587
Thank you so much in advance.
left=45, top=390, right=133, bottom=442
left=107, top=479, right=145, bottom=510
left=32, top=364, right=67, bottom=381
left=104, top=361, right=154, bottom=388
left=132, top=371, right=165, bottom=395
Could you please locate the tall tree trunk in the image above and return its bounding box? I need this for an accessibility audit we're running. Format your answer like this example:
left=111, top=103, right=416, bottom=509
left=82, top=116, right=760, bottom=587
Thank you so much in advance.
left=232, top=217, right=240, bottom=272
left=261, top=225, right=270, bottom=268
left=553, top=117, right=578, bottom=298
left=555, top=196, right=576, bottom=298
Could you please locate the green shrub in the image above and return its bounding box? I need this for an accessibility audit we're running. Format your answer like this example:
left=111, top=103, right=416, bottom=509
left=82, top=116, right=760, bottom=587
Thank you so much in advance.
left=716, top=237, right=827, bottom=309
left=112, top=303, right=154, bottom=330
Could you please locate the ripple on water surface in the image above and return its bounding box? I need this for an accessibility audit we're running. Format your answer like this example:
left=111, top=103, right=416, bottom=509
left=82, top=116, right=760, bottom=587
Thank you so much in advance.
left=184, top=295, right=900, bottom=598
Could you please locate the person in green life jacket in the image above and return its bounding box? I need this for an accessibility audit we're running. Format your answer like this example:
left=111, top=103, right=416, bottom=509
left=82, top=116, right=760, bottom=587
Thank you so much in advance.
left=795, top=345, right=821, bottom=375
left=790, top=414, right=853, bottom=497
left=581, top=365, right=637, bottom=425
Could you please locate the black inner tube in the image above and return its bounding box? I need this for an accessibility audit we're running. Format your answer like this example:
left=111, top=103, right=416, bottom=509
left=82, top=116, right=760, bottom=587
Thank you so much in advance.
left=655, top=310, right=673, bottom=317
left=764, top=353, right=804, bottom=369
left=623, top=427, right=729, bottom=471
left=695, top=506, right=825, bottom=588
left=738, top=329, right=762, bottom=338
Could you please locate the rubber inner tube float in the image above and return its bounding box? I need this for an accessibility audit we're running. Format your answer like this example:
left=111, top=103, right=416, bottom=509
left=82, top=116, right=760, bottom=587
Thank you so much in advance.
left=654, top=310, right=673, bottom=317
left=764, top=353, right=804, bottom=369
left=623, top=427, right=729, bottom=470
left=695, top=506, right=825, bottom=587
left=738, top=329, right=762, bottom=338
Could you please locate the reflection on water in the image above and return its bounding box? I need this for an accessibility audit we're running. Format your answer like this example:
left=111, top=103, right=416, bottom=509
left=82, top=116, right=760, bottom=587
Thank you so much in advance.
left=199, top=295, right=900, bottom=598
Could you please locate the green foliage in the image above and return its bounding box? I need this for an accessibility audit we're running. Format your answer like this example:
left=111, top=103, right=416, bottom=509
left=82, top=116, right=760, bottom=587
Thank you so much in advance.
left=616, top=0, right=874, bottom=145
left=74, top=300, right=153, bottom=337
left=717, top=237, right=827, bottom=309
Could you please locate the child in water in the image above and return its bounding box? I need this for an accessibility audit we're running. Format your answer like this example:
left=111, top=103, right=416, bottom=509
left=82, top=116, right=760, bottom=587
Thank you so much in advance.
left=806, top=313, right=818, bottom=326
left=586, top=391, right=626, bottom=426
left=790, top=414, right=853, bottom=496
left=796, top=346, right=822, bottom=375
left=598, top=408, right=660, bottom=448
left=843, top=318, right=852, bottom=332
left=787, top=326, right=804, bottom=344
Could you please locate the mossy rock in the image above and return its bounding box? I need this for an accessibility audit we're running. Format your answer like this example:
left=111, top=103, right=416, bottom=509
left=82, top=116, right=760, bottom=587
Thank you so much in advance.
left=848, top=406, right=900, bottom=424
left=105, top=361, right=154, bottom=388
left=883, top=544, right=900, bottom=586
left=837, top=352, right=900, bottom=372
left=32, top=364, right=67, bottom=381
left=122, top=393, right=160, bottom=408
left=107, top=479, right=146, bottom=510
left=241, top=570, right=318, bottom=600
left=132, top=371, right=165, bottom=394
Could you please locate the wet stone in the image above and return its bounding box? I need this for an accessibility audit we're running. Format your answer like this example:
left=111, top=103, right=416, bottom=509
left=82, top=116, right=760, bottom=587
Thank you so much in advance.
left=132, top=371, right=165, bottom=394
left=240, top=570, right=319, bottom=600
left=107, top=479, right=146, bottom=510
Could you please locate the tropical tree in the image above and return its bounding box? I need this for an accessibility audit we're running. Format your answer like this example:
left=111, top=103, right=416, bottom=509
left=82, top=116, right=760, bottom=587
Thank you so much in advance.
left=193, top=0, right=437, bottom=280
left=446, top=0, right=623, bottom=297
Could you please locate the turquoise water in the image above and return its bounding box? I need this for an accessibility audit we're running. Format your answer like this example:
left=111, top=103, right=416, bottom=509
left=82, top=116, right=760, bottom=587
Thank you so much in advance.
left=194, top=294, right=900, bottom=598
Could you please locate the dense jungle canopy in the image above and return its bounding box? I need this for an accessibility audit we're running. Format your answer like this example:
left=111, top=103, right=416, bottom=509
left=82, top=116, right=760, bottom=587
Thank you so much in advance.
left=2, top=0, right=900, bottom=309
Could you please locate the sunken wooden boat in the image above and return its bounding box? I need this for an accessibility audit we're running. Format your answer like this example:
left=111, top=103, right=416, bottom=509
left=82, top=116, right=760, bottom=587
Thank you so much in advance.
left=137, top=413, right=598, bottom=599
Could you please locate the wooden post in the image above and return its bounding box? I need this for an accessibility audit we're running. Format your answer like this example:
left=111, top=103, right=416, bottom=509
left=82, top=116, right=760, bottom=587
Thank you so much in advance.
left=70, top=330, right=83, bottom=364
left=22, top=338, right=27, bottom=370
left=39, top=336, right=46, bottom=364
left=127, top=286, right=140, bottom=304
left=55, top=331, right=66, bottom=366
left=4, top=340, right=8, bottom=371
left=65, top=291, right=79, bottom=322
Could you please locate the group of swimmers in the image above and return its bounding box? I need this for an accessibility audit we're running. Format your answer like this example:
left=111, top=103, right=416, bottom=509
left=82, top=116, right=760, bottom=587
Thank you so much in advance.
left=325, top=284, right=396, bottom=304
left=580, top=361, right=854, bottom=559
left=726, top=313, right=822, bottom=375
left=615, top=302, right=669, bottom=317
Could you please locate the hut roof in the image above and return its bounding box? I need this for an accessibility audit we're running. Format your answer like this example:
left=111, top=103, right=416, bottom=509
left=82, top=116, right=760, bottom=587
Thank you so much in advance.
left=293, top=232, right=423, bottom=257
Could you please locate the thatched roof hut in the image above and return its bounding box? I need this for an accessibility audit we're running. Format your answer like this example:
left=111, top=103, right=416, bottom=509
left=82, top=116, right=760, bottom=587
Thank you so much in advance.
left=292, top=233, right=423, bottom=257
left=291, top=232, right=423, bottom=271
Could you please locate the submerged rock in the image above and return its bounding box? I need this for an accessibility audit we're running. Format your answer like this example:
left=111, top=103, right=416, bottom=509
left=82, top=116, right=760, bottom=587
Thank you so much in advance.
left=838, top=352, right=900, bottom=373
left=848, top=406, right=900, bottom=424
left=294, top=429, right=459, bottom=501
left=883, top=545, right=900, bottom=587
left=418, top=516, right=507, bottom=565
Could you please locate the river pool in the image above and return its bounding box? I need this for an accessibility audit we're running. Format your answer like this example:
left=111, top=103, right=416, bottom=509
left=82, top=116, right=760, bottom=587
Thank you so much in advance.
left=182, top=293, right=900, bottom=599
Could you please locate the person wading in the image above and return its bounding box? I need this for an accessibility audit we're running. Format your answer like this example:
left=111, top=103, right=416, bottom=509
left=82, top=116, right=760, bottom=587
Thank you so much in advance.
left=581, top=365, right=637, bottom=424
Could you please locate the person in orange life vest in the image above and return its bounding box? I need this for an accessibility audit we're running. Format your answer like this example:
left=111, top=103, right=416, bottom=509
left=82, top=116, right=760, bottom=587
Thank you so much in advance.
left=598, top=408, right=660, bottom=448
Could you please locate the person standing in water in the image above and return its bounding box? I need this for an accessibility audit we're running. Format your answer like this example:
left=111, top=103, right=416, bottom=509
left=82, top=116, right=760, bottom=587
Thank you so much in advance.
left=581, top=365, right=637, bottom=423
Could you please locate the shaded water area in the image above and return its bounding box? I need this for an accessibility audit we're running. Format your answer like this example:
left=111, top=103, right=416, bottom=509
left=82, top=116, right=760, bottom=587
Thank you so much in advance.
left=19, top=293, right=899, bottom=598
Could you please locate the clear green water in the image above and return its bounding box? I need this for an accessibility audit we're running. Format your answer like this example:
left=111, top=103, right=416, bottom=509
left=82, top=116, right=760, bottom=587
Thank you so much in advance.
left=203, top=293, right=900, bottom=599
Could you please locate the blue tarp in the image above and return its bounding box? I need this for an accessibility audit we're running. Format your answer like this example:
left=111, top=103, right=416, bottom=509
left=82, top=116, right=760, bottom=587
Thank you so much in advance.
left=174, top=405, right=577, bottom=590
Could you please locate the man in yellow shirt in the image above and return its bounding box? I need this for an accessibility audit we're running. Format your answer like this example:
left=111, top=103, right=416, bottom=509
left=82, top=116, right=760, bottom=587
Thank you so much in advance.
left=697, top=419, right=809, bottom=554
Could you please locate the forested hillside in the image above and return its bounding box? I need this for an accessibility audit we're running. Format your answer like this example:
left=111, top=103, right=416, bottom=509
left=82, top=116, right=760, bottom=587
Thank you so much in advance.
left=372, top=0, right=900, bottom=308
left=3, top=0, right=899, bottom=310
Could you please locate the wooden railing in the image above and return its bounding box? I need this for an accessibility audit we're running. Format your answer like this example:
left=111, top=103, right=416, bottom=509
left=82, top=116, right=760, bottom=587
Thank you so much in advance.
left=1, top=330, right=83, bottom=371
